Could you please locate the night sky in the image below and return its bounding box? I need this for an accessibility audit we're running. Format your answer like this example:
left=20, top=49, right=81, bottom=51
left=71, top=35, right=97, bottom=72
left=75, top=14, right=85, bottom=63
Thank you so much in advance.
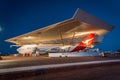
left=0, top=0, right=120, bottom=54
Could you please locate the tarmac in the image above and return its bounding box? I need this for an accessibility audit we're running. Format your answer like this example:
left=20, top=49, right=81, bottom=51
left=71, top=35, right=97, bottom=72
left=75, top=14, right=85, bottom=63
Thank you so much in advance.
left=0, top=56, right=120, bottom=80
left=0, top=56, right=120, bottom=69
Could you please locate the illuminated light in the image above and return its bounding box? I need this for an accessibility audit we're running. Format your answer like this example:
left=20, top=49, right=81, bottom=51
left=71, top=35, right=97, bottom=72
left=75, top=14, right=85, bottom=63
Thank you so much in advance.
left=75, top=29, right=108, bottom=37
left=60, top=45, right=71, bottom=49
left=23, top=36, right=34, bottom=39
left=75, top=32, right=94, bottom=36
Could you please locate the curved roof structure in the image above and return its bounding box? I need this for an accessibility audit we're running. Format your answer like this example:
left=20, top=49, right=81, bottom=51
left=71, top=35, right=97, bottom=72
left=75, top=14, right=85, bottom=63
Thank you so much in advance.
left=5, top=8, right=114, bottom=46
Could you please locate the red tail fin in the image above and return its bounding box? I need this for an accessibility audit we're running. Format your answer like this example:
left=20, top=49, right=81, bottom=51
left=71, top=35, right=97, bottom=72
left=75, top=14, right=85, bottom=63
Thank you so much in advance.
left=71, top=33, right=95, bottom=52
left=79, top=33, right=95, bottom=47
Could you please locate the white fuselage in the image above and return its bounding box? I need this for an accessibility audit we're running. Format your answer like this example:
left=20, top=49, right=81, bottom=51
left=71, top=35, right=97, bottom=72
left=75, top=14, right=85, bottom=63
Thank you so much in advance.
left=17, top=44, right=61, bottom=54
left=17, top=45, right=37, bottom=54
left=17, top=44, right=77, bottom=54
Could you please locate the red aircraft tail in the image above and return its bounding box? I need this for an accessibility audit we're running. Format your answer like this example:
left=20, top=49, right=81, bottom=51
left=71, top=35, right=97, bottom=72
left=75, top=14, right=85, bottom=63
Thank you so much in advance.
left=71, top=33, right=95, bottom=52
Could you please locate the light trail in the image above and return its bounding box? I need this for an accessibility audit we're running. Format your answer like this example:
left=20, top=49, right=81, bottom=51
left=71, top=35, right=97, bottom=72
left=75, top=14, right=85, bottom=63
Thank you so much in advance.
left=0, top=59, right=120, bottom=74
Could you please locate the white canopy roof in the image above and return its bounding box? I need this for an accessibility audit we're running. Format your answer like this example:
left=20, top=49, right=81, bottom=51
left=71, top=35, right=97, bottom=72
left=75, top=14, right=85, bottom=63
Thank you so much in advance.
left=5, top=8, right=114, bottom=46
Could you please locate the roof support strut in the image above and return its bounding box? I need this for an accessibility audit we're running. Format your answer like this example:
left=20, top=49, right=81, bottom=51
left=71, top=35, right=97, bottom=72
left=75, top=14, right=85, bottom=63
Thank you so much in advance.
left=58, top=29, right=64, bottom=46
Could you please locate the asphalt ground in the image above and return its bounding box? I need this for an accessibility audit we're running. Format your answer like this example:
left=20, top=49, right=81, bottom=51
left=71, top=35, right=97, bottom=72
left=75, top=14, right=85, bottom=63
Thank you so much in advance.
left=0, top=56, right=120, bottom=69
left=18, top=63, right=120, bottom=80
left=0, top=56, right=120, bottom=80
